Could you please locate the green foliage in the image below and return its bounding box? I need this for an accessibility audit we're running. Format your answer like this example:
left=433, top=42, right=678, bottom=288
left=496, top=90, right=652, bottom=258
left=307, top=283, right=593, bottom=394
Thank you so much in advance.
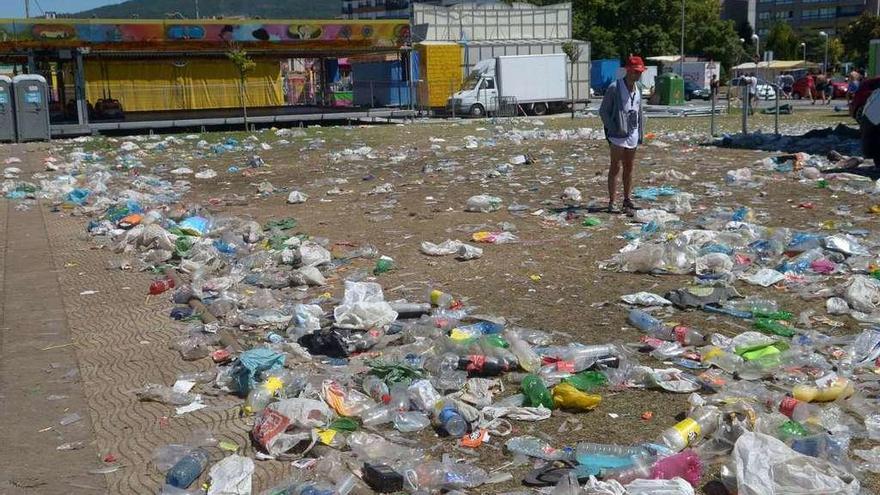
left=227, top=44, right=256, bottom=80
left=561, top=41, right=582, bottom=63
left=766, top=22, right=800, bottom=60
left=841, top=13, right=880, bottom=67
left=521, top=0, right=742, bottom=70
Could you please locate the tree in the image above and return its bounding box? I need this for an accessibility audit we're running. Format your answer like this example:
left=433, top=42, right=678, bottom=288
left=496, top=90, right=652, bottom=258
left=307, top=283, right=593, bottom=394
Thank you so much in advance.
left=841, top=13, right=880, bottom=67
left=226, top=43, right=256, bottom=131
left=766, top=22, right=799, bottom=60
left=561, top=41, right=582, bottom=119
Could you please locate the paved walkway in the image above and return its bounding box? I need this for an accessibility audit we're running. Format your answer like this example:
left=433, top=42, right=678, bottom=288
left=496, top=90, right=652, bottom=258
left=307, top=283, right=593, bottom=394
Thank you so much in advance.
left=0, top=144, right=290, bottom=494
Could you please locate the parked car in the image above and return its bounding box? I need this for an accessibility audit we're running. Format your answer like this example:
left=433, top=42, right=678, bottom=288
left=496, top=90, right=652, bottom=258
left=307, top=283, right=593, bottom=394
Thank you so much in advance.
left=829, top=77, right=848, bottom=98
left=850, top=77, right=880, bottom=119
left=756, top=84, right=776, bottom=100
left=791, top=77, right=815, bottom=99
left=683, top=81, right=710, bottom=101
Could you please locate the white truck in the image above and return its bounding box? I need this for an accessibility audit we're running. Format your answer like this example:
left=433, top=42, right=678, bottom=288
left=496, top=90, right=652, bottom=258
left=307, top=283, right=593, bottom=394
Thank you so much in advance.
left=447, top=53, right=570, bottom=117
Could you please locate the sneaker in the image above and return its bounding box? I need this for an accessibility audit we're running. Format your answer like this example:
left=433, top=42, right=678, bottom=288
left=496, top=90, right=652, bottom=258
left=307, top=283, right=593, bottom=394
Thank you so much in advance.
left=623, top=199, right=639, bottom=217
left=607, top=202, right=622, bottom=214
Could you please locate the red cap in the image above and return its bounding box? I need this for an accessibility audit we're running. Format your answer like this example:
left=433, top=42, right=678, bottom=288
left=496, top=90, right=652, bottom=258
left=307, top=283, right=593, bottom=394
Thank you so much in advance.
left=625, top=55, right=647, bottom=73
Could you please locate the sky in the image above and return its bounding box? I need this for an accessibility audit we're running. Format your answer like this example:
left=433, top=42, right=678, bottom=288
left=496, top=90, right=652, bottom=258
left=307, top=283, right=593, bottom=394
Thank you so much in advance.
left=0, top=0, right=122, bottom=18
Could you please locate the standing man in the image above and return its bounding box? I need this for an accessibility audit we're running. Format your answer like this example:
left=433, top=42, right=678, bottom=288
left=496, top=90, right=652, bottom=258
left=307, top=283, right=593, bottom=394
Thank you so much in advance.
left=600, top=55, right=647, bottom=215
left=806, top=71, right=816, bottom=104
left=747, top=72, right=758, bottom=115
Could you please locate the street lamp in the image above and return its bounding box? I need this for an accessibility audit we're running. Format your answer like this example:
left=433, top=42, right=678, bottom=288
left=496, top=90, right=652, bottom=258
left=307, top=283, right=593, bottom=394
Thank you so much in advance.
left=752, top=34, right=760, bottom=60
left=819, top=31, right=828, bottom=73
left=800, top=42, right=806, bottom=63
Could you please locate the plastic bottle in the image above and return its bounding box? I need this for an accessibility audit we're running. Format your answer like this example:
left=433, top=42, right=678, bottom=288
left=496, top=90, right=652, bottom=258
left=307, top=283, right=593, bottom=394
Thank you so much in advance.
left=753, top=318, right=795, bottom=337
left=373, top=256, right=394, bottom=275
left=507, top=332, right=542, bottom=372
left=575, top=443, right=650, bottom=475
left=429, top=289, right=460, bottom=309
left=760, top=390, right=821, bottom=422
left=792, top=378, right=855, bottom=403
left=505, top=436, right=570, bottom=461
left=457, top=354, right=511, bottom=376
left=149, top=277, right=176, bottom=295
left=728, top=297, right=779, bottom=314
left=627, top=309, right=706, bottom=346
left=165, top=447, right=209, bottom=488
left=388, top=302, right=431, bottom=318
left=393, top=411, right=431, bottom=432
left=243, top=375, right=284, bottom=415
left=362, top=376, right=390, bottom=404
left=361, top=406, right=395, bottom=427
left=701, top=346, right=744, bottom=374
left=659, top=406, right=721, bottom=451
left=521, top=374, right=554, bottom=409
left=562, top=345, right=619, bottom=371
left=436, top=406, right=468, bottom=436
left=649, top=450, right=703, bottom=486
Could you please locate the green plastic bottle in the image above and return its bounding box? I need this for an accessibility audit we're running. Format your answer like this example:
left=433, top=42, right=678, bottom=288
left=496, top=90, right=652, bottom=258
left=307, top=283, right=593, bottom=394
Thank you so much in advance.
left=753, top=318, right=795, bottom=338
left=752, top=310, right=793, bottom=321
left=373, top=256, right=394, bottom=275
left=521, top=374, right=554, bottom=409
left=778, top=420, right=808, bottom=439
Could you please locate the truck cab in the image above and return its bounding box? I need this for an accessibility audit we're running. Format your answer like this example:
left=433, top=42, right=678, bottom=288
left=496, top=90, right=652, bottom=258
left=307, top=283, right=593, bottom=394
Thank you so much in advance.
left=447, top=60, right=497, bottom=117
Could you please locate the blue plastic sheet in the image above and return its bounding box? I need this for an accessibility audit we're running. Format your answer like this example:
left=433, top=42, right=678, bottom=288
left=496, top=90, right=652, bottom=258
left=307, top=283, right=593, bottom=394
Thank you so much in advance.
left=632, top=186, right=679, bottom=201
left=232, top=348, right=286, bottom=397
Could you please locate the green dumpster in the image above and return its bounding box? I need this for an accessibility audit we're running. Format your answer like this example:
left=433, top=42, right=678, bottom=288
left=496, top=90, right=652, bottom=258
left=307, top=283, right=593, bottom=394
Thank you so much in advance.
left=656, top=73, right=685, bottom=106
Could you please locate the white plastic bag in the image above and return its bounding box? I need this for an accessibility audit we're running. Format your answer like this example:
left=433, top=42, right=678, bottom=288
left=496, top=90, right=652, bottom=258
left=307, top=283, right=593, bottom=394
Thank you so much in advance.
left=843, top=275, right=880, bottom=314
left=252, top=398, right=331, bottom=455
left=333, top=281, right=398, bottom=329
left=740, top=268, right=785, bottom=287
left=561, top=187, right=582, bottom=203
left=725, top=167, right=752, bottom=185
left=734, top=431, right=859, bottom=495
left=457, top=244, right=483, bottom=260
left=633, top=209, right=680, bottom=224
left=208, top=454, right=254, bottom=495
left=286, top=191, right=308, bottom=204
left=420, top=239, right=464, bottom=256
left=465, top=195, right=502, bottom=213
left=298, top=241, right=331, bottom=267
left=826, top=297, right=850, bottom=315
left=620, top=292, right=672, bottom=306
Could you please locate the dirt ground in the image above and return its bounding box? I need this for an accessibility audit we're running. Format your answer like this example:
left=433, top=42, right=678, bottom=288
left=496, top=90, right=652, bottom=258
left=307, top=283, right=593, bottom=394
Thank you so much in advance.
left=2, top=110, right=878, bottom=494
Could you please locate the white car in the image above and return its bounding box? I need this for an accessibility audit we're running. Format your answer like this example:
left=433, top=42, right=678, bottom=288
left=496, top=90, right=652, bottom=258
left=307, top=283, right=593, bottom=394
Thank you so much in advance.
left=757, top=84, right=776, bottom=100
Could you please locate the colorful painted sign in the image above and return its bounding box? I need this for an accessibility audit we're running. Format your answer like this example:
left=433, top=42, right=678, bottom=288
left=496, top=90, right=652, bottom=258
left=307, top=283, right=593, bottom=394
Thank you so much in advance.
left=0, top=19, right=411, bottom=52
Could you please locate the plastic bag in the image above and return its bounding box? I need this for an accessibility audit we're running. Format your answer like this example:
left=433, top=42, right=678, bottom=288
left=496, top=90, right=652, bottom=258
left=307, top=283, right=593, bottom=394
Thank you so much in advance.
left=457, top=244, right=484, bottom=260
left=465, top=195, right=502, bottom=213
left=633, top=209, right=680, bottom=224
left=252, top=398, right=331, bottom=455
left=561, top=187, right=582, bottom=203
left=826, top=297, right=849, bottom=315
left=420, top=239, right=464, bottom=256
left=286, top=191, right=308, bottom=204
left=620, top=292, right=672, bottom=306
left=725, top=168, right=753, bottom=185
left=740, top=268, right=785, bottom=287
left=179, top=216, right=210, bottom=236
left=332, top=281, right=398, bottom=330
left=322, top=380, right=374, bottom=417
left=842, top=275, right=880, bottom=314
left=472, top=231, right=518, bottom=244
left=231, top=348, right=286, bottom=397
left=298, top=241, right=331, bottom=267
left=733, top=431, right=859, bottom=495
left=207, top=454, right=254, bottom=495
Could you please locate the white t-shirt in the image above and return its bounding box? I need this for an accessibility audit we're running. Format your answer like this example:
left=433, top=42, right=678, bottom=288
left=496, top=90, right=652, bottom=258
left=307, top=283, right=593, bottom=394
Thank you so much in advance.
left=748, top=77, right=758, bottom=95
left=608, top=79, right=640, bottom=150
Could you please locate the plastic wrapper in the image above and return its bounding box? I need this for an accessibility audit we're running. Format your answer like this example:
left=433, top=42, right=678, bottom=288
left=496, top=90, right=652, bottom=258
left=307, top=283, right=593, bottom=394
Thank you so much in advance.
left=420, top=239, right=464, bottom=256
left=734, top=432, right=859, bottom=495
left=252, top=398, right=332, bottom=456
left=620, top=292, right=672, bottom=306
left=457, top=244, right=483, bottom=260
left=332, top=281, right=398, bottom=330
left=842, top=275, right=880, bottom=314
left=298, top=241, right=331, bottom=267
left=464, top=195, right=502, bottom=213
left=207, top=454, right=254, bottom=495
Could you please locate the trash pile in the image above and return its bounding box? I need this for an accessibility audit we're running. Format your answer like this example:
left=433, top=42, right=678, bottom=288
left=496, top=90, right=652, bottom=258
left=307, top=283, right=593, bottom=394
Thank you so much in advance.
left=19, top=121, right=880, bottom=495
left=718, top=124, right=863, bottom=156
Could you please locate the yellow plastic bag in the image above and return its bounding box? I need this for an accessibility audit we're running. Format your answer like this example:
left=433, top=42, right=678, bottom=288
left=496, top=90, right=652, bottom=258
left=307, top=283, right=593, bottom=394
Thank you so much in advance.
left=551, top=382, right=602, bottom=411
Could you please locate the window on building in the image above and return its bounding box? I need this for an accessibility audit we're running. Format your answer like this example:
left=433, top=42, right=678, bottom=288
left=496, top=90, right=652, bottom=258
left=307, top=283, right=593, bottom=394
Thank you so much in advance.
left=758, top=12, right=771, bottom=19
left=838, top=5, right=863, bottom=16
left=775, top=0, right=793, bottom=4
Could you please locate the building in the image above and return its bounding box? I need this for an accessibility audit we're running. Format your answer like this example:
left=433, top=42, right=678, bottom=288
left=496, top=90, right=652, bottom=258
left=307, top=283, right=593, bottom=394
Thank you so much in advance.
left=721, top=0, right=756, bottom=34
left=342, top=0, right=499, bottom=20
left=753, top=0, right=880, bottom=37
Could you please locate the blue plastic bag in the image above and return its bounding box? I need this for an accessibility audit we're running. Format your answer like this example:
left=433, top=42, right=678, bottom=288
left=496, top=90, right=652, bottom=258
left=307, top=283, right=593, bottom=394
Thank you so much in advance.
left=231, top=348, right=286, bottom=397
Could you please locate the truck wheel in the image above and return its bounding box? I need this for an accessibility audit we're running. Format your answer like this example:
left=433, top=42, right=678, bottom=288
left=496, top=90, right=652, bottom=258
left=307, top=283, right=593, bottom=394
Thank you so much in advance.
left=531, top=102, right=548, bottom=116
left=469, top=104, right=485, bottom=118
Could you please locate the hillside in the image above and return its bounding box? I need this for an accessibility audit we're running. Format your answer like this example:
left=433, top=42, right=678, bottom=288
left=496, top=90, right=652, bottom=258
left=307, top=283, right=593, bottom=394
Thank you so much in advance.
left=70, top=0, right=342, bottom=19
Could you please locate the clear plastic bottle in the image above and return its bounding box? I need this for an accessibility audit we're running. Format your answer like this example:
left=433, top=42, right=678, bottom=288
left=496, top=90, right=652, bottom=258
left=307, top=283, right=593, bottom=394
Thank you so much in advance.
left=507, top=331, right=541, bottom=372
left=759, top=390, right=821, bottom=423
left=243, top=375, right=284, bottom=415
left=701, top=346, right=744, bottom=374
left=565, top=345, right=619, bottom=371
left=627, top=309, right=706, bottom=346
left=429, top=289, right=459, bottom=309
left=574, top=442, right=651, bottom=475
left=436, top=406, right=468, bottom=436
left=393, top=411, right=431, bottom=432
left=659, top=406, right=721, bottom=451
left=361, top=406, right=395, bottom=427
left=505, top=436, right=571, bottom=461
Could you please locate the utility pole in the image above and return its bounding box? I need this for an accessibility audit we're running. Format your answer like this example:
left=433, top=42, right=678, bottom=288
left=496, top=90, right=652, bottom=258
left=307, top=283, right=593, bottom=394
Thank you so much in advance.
left=679, top=0, right=685, bottom=77
left=24, top=0, right=30, bottom=18
left=195, top=0, right=199, bottom=19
